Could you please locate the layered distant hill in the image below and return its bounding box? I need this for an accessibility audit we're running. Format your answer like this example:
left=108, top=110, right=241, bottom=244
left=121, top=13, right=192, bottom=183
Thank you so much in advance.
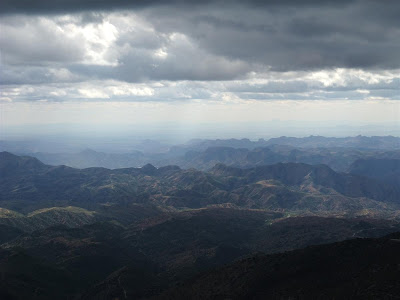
left=185, top=135, right=400, bottom=150
left=265, top=135, right=400, bottom=149
left=349, top=158, right=400, bottom=186
left=25, top=146, right=400, bottom=172
left=176, top=145, right=400, bottom=172
left=2, top=135, right=399, bottom=171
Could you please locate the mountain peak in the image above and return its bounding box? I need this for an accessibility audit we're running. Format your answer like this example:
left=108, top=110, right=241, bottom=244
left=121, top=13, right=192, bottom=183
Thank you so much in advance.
left=141, top=163, right=157, bottom=175
left=0, top=151, right=47, bottom=175
left=80, top=148, right=98, bottom=154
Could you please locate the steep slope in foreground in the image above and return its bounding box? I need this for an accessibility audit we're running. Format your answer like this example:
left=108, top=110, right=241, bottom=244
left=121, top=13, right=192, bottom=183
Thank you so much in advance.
left=159, top=232, right=400, bottom=299
left=3, top=208, right=400, bottom=299
left=79, top=211, right=400, bottom=300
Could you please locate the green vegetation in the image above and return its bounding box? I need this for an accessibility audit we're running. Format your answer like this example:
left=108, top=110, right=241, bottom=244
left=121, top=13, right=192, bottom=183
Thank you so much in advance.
left=0, top=206, right=98, bottom=232
left=0, top=208, right=23, bottom=218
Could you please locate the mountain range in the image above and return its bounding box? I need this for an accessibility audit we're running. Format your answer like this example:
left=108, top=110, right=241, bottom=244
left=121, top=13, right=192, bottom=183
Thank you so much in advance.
left=1, top=152, right=399, bottom=216
left=2, top=135, right=399, bottom=172
left=1, top=140, right=400, bottom=299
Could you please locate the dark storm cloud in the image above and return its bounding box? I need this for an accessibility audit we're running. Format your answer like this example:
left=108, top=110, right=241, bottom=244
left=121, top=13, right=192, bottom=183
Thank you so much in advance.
left=1, top=0, right=399, bottom=74
left=0, top=0, right=355, bottom=15
left=141, top=2, right=400, bottom=71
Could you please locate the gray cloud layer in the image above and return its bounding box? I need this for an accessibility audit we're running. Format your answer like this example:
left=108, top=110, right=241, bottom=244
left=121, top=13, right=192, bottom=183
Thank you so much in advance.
left=0, top=1, right=399, bottom=102
left=0, top=0, right=355, bottom=14
left=144, top=2, right=400, bottom=71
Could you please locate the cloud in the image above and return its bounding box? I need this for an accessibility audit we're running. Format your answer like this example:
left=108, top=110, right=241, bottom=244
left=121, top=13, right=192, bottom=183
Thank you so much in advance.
left=0, top=12, right=253, bottom=83
left=2, top=68, right=398, bottom=103
left=0, top=1, right=399, bottom=103
left=0, top=0, right=355, bottom=15
left=143, top=3, right=400, bottom=71
left=0, top=16, right=86, bottom=65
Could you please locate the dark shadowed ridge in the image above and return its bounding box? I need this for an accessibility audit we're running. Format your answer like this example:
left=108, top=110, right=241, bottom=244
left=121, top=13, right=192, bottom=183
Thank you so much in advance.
left=0, top=151, right=48, bottom=175
left=349, top=158, right=400, bottom=186
left=158, top=232, right=400, bottom=299
left=211, top=162, right=400, bottom=203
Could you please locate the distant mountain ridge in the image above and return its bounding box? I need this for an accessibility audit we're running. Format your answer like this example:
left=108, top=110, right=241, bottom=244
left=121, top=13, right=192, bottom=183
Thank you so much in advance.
left=187, top=135, right=400, bottom=150
left=1, top=152, right=399, bottom=216
left=265, top=135, right=400, bottom=149
left=349, top=158, right=400, bottom=186
left=6, top=144, right=399, bottom=172
left=211, top=162, right=400, bottom=204
left=179, top=145, right=400, bottom=171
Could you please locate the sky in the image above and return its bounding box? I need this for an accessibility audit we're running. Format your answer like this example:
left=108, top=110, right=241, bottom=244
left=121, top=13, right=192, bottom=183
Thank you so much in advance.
left=0, top=0, right=399, bottom=139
